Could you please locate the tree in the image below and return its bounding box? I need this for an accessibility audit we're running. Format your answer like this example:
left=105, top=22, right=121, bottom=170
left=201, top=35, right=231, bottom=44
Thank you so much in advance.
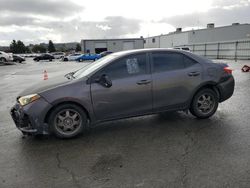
left=25, top=46, right=31, bottom=53
left=10, top=40, right=17, bottom=53
left=10, top=40, right=27, bottom=53
left=17, top=40, right=26, bottom=53
left=32, top=45, right=47, bottom=53
left=48, top=40, right=56, bottom=53
left=75, top=43, right=81, bottom=52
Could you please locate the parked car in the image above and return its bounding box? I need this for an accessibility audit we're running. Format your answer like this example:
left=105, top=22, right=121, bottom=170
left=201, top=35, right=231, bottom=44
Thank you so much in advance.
left=75, top=53, right=101, bottom=62
left=33, top=54, right=55, bottom=62
left=13, top=55, right=26, bottom=63
left=51, top=52, right=65, bottom=59
left=99, top=51, right=113, bottom=58
left=11, top=49, right=235, bottom=138
left=174, top=47, right=190, bottom=51
left=0, top=51, right=13, bottom=63
left=63, top=53, right=82, bottom=61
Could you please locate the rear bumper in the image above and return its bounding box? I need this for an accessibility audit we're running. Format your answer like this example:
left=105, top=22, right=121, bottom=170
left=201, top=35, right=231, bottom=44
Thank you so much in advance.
left=10, top=98, right=52, bottom=135
left=217, top=76, right=235, bottom=102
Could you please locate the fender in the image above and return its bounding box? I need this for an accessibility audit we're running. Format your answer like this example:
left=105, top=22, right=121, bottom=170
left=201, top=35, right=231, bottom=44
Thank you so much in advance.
left=44, top=97, right=95, bottom=126
left=187, top=81, right=218, bottom=106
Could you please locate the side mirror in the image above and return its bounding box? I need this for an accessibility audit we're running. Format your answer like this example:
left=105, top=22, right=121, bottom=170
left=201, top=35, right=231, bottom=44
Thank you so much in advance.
left=95, top=74, right=112, bottom=88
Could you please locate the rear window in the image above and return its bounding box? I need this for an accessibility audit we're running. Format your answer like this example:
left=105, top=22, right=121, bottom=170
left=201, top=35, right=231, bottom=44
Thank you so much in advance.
left=183, top=55, right=197, bottom=67
left=152, top=52, right=184, bottom=72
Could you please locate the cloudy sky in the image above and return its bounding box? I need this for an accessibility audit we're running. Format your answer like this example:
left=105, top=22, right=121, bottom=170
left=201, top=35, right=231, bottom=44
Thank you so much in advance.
left=0, top=0, right=249, bottom=45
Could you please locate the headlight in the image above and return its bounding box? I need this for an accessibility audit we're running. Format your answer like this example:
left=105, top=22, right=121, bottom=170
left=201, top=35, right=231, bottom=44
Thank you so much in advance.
left=18, top=94, right=40, bottom=106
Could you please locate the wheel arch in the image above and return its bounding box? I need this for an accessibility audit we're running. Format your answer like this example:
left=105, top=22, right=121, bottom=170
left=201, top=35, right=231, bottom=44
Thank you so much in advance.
left=44, top=101, right=91, bottom=126
left=188, top=82, right=220, bottom=106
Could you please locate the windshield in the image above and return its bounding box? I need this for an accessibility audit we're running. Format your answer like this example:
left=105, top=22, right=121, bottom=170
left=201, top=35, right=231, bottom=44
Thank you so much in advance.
left=73, top=55, right=117, bottom=79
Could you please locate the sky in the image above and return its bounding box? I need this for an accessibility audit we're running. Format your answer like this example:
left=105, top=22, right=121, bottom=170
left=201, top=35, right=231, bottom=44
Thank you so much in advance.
left=0, top=0, right=249, bottom=46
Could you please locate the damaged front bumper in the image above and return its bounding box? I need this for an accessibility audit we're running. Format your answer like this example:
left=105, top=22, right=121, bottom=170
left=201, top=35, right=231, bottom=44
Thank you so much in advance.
left=10, top=97, right=52, bottom=135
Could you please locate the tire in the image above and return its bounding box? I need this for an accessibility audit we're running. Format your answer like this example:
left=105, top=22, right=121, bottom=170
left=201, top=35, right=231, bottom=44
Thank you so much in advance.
left=49, top=59, right=52, bottom=61
left=48, top=104, right=87, bottom=138
left=189, top=88, right=218, bottom=119
left=64, top=58, right=68, bottom=61
left=0, top=57, right=7, bottom=63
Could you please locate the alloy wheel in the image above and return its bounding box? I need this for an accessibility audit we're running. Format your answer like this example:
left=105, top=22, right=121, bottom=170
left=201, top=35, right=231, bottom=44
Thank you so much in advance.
left=54, top=109, right=82, bottom=135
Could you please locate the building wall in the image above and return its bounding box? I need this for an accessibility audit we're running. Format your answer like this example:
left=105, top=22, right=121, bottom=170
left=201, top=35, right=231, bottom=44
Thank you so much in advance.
left=188, top=24, right=250, bottom=44
left=160, top=32, right=189, bottom=48
left=144, top=24, right=250, bottom=49
left=144, top=36, right=160, bottom=48
left=81, top=39, right=144, bottom=53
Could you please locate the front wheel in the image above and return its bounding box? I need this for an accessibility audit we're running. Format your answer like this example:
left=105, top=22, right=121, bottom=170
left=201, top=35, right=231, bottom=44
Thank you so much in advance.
left=48, top=104, right=88, bottom=138
left=189, top=89, right=218, bottom=119
left=0, top=57, right=7, bottom=63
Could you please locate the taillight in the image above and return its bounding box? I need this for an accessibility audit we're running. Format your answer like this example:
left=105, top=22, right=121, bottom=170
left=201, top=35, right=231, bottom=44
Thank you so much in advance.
left=224, top=67, right=232, bottom=74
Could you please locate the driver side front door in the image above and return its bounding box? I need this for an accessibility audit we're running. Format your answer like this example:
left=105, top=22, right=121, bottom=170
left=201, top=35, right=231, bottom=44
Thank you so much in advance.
left=90, top=53, right=152, bottom=121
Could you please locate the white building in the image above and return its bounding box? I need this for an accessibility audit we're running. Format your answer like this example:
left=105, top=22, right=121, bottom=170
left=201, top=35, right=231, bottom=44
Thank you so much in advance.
left=144, top=23, right=250, bottom=48
left=144, top=23, right=250, bottom=59
left=81, top=38, right=144, bottom=54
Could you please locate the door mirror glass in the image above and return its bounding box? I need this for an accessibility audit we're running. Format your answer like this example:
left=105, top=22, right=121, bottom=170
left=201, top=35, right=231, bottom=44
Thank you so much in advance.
left=95, top=74, right=112, bottom=88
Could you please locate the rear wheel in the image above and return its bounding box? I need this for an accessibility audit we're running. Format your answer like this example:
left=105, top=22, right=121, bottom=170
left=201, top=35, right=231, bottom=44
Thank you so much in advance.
left=48, top=104, right=87, bottom=138
left=190, top=88, right=218, bottom=119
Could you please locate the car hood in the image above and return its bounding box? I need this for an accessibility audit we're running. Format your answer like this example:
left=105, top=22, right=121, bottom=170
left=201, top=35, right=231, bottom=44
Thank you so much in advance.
left=19, top=75, right=72, bottom=97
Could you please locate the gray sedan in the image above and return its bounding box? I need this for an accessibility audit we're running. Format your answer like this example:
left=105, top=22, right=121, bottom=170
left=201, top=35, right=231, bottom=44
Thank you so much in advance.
left=11, top=49, right=234, bottom=138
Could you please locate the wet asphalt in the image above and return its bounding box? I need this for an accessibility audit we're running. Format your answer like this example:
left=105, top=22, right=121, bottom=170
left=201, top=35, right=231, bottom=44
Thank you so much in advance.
left=0, top=58, right=250, bottom=188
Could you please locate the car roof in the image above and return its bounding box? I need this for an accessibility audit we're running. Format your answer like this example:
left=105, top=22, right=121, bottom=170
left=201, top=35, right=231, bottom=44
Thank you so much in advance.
left=111, top=48, right=209, bottom=64
left=112, top=48, right=187, bottom=55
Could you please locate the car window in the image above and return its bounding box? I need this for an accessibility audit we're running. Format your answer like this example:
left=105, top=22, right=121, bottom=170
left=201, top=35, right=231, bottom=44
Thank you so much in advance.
left=152, top=52, right=184, bottom=72
left=98, top=53, right=147, bottom=80
left=183, top=55, right=197, bottom=68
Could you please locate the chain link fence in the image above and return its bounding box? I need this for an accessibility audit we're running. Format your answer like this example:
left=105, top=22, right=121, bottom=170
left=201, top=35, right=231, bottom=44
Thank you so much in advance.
left=176, top=40, right=250, bottom=60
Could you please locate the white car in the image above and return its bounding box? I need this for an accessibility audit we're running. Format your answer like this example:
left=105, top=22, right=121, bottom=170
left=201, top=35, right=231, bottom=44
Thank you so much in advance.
left=0, top=51, right=13, bottom=63
left=63, top=53, right=82, bottom=61
left=173, top=47, right=190, bottom=51
left=51, top=52, right=65, bottom=59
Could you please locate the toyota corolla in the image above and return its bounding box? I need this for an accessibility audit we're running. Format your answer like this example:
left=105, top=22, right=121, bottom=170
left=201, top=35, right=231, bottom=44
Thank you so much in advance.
left=10, top=49, right=235, bottom=138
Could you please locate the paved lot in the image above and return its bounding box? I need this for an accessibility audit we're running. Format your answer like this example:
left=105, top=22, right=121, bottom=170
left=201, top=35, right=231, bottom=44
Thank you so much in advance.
left=0, top=58, right=250, bottom=188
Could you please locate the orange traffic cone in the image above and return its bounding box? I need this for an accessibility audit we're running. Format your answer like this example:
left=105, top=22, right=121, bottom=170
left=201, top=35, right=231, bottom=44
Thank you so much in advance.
left=43, top=70, right=48, bottom=80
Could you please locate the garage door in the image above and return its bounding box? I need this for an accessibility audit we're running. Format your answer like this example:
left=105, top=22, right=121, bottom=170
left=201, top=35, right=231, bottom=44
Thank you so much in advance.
left=123, top=41, right=135, bottom=50
left=95, top=42, right=107, bottom=54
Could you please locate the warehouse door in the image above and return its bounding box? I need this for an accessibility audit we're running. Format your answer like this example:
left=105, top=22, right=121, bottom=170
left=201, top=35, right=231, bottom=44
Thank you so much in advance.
left=95, top=42, right=107, bottom=54
left=123, top=41, right=135, bottom=51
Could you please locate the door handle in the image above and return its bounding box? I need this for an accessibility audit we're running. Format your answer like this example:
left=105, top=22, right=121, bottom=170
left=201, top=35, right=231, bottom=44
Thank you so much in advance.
left=188, top=72, right=200, bottom=77
left=136, top=80, right=151, bottom=85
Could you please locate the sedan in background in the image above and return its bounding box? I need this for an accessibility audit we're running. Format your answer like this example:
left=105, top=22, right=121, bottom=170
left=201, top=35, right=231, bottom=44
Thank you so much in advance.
left=0, top=51, right=13, bottom=63
left=76, top=53, right=101, bottom=62
left=99, top=51, right=113, bottom=58
left=63, top=53, right=82, bottom=61
left=13, top=55, right=26, bottom=63
left=51, top=52, right=65, bottom=59
left=33, top=54, right=55, bottom=62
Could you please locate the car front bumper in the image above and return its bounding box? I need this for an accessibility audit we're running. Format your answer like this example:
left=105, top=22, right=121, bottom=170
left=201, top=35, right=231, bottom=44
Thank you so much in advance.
left=10, top=98, right=52, bottom=135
